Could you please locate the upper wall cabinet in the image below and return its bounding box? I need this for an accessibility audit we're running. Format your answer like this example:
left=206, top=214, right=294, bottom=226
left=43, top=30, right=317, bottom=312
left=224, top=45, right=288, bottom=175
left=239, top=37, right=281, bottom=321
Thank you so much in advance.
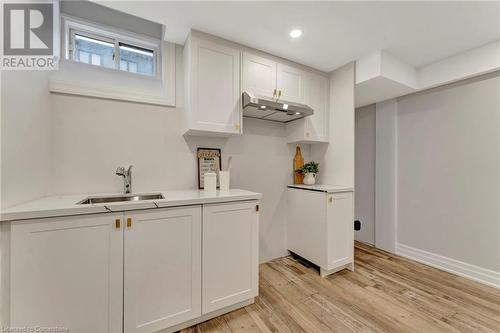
left=242, top=52, right=306, bottom=104
left=184, top=32, right=242, bottom=136
left=183, top=32, right=329, bottom=139
left=276, top=63, right=307, bottom=104
left=242, top=53, right=277, bottom=99
left=286, top=72, right=330, bottom=143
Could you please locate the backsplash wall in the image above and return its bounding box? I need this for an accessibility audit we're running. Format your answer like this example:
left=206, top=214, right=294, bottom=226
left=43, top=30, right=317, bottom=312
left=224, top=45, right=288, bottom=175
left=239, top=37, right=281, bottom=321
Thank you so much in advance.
left=1, top=71, right=53, bottom=209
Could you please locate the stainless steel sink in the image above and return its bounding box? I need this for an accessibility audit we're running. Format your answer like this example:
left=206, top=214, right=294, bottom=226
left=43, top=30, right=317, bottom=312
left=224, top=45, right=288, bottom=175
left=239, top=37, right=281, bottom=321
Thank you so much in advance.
left=77, top=193, right=164, bottom=205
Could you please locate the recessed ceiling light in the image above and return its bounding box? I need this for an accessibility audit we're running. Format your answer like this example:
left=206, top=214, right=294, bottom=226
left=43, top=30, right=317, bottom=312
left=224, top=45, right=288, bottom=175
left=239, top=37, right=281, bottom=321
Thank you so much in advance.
left=260, top=105, right=266, bottom=109
left=295, top=112, right=301, bottom=115
left=290, top=29, right=302, bottom=38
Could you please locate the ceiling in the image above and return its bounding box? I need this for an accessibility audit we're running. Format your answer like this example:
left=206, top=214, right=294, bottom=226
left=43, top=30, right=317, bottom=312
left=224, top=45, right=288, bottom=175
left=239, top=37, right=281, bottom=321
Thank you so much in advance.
left=98, top=1, right=500, bottom=72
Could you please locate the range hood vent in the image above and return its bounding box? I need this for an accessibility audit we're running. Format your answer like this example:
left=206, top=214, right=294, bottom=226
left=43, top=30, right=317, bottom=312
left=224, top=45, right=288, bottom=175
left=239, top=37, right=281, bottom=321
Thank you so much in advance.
left=242, top=92, right=314, bottom=123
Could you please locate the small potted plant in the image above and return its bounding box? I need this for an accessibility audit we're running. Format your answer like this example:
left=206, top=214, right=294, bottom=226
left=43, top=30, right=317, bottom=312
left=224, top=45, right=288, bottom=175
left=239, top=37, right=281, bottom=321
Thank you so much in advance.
left=296, top=161, right=319, bottom=185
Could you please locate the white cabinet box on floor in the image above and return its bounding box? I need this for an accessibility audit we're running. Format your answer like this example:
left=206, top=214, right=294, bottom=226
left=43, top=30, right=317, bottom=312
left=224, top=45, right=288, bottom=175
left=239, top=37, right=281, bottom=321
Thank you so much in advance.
left=287, top=185, right=354, bottom=276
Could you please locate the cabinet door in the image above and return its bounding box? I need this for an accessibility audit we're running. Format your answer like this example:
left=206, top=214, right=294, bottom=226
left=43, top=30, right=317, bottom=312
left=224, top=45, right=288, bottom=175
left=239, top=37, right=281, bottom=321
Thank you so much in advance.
left=277, top=63, right=306, bottom=104
left=191, top=37, right=241, bottom=134
left=287, top=189, right=328, bottom=266
left=305, top=73, right=329, bottom=142
left=326, top=192, right=354, bottom=270
left=242, top=52, right=277, bottom=99
left=124, top=206, right=201, bottom=333
left=202, top=201, right=259, bottom=314
left=285, top=72, right=329, bottom=143
left=10, top=214, right=123, bottom=333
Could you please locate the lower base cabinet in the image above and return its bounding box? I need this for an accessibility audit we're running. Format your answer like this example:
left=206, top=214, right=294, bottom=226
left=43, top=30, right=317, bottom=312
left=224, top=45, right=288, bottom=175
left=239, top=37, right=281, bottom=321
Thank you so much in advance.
left=287, top=188, right=354, bottom=276
left=6, top=200, right=259, bottom=333
left=9, top=214, right=124, bottom=333
left=124, top=207, right=202, bottom=332
left=202, top=201, right=259, bottom=314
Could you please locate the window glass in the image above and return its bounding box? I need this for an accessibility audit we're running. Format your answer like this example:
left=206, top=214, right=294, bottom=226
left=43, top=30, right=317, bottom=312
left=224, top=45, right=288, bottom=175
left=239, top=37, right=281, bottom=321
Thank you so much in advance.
left=74, top=34, right=114, bottom=69
left=119, top=42, right=154, bottom=76
left=69, top=25, right=158, bottom=77
left=91, top=54, right=101, bottom=65
left=79, top=51, right=90, bottom=63
left=129, top=62, right=137, bottom=73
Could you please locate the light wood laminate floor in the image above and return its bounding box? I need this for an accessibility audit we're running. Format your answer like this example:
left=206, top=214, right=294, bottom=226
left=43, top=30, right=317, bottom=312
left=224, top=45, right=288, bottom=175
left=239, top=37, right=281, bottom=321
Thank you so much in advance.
left=181, top=242, right=500, bottom=333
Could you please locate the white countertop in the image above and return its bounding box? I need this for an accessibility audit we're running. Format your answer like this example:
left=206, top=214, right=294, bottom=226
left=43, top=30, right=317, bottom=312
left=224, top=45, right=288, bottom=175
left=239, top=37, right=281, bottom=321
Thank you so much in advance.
left=287, top=184, right=354, bottom=193
left=1, top=189, right=262, bottom=222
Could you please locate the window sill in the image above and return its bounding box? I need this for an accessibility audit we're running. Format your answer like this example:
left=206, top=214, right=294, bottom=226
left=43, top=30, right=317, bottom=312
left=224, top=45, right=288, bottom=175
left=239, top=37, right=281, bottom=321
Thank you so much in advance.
left=49, top=79, right=175, bottom=107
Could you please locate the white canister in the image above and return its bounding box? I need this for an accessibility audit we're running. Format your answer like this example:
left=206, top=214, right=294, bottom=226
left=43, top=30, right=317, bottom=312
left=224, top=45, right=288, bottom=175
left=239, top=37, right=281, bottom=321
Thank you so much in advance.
left=219, top=171, right=230, bottom=191
left=204, top=172, right=217, bottom=192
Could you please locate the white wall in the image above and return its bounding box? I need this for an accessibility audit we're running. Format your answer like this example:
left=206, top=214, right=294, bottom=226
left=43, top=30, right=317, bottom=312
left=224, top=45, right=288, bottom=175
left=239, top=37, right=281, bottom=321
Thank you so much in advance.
left=375, top=99, right=398, bottom=253
left=312, top=62, right=355, bottom=187
left=373, top=73, right=500, bottom=287
left=355, top=40, right=500, bottom=108
left=396, top=74, right=500, bottom=272
left=1, top=46, right=310, bottom=263
left=354, top=104, right=375, bottom=245
left=1, top=71, right=53, bottom=209
left=418, top=40, right=500, bottom=89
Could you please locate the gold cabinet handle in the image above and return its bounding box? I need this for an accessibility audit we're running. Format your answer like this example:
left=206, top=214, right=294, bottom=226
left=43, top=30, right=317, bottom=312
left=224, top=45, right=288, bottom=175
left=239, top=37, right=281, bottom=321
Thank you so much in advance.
left=115, top=218, right=121, bottom=229
left=127, top=217, right=132, bottom=228
left=255, top=204, right=260, bottom=212
left=278, top=90, right=282, bottom=98
left=273, top=89, right=277, bottom=98
left=235, top=123, right=240, bottom=130
left=329, top=197, right=333, bottom=203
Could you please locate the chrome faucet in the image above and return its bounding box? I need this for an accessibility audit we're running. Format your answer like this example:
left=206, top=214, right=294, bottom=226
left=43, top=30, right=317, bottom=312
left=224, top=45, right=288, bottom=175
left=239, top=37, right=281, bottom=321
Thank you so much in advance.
left=116, top=165, right=133, bottom=194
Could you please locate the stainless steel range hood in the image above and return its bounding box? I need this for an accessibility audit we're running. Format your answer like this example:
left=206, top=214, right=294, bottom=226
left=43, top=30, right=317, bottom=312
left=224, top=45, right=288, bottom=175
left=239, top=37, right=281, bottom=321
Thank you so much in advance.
left=242, top=92, right=314, bottom=123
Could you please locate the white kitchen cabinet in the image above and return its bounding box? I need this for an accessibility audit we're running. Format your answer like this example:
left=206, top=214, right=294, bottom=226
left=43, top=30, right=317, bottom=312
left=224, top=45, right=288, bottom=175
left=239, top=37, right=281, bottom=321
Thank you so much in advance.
left=286, top=72, right=330, bottom=143
left=5, top=196, right=261, bottom=333
left=202, top=201, right=259, bottom=313
left=277, top=63, right=307, bottom=104
left=326, top=191, right=354, bottom=272
left=124, top=207, right=201, bottom=333
left=242, top=52, right=277, bottom=99
left=10, top=214, right=123, bottom=333
left=184, top=31, right=242, bottom=136
left=287, top=186, right=354, bottom=276
left=242, top=52, right=307, bottom=104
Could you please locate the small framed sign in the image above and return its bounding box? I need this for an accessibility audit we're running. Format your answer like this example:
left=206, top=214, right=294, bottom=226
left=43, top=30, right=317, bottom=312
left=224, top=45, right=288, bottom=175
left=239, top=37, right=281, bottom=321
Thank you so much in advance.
left=197, top=148, right=221, bottom=189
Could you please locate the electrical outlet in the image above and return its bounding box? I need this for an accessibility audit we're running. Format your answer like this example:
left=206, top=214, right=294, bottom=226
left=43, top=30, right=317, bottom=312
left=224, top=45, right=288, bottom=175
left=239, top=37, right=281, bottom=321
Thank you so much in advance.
left=354, top=220, right=361, bottom=231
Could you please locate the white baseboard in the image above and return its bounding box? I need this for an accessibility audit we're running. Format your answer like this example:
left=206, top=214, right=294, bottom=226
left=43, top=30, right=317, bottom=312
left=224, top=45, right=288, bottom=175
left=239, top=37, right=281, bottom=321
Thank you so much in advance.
left=396, top=243, right=500, bottom=289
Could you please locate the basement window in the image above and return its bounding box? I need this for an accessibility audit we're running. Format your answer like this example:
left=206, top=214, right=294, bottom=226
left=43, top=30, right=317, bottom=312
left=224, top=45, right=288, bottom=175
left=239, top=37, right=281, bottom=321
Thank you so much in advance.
left=65, top=17, right=160, bottom=77
left=55, top=15, right=175, bottom=106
